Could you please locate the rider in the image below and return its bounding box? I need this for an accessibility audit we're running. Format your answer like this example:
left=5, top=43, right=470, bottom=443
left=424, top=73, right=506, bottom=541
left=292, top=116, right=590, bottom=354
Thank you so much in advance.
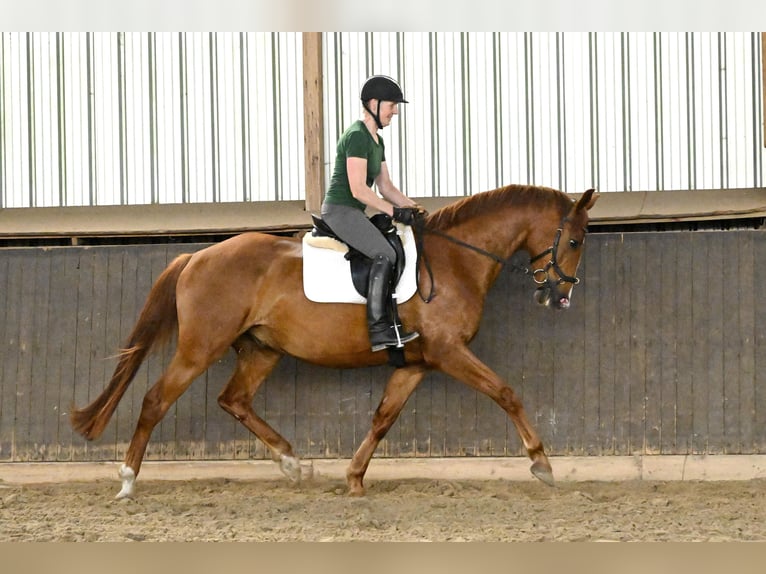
left=321, top=75, right=426, bottom=353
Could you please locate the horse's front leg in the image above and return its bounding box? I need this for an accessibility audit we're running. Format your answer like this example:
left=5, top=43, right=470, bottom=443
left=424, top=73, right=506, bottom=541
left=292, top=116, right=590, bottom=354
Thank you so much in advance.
left=346, top=364, right=427, bottom=496
left=431, top=345, right=555, bottom=486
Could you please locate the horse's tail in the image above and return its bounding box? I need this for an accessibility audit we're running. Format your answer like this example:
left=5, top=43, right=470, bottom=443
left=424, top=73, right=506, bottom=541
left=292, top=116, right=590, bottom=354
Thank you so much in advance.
left=70, top=253, right=193, bottom=440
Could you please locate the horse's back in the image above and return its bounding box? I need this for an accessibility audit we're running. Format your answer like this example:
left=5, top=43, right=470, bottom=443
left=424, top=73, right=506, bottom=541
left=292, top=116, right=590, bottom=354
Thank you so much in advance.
left=176, top=232, right=303, bottom=303
left=189, top=231, right=300, bottom=271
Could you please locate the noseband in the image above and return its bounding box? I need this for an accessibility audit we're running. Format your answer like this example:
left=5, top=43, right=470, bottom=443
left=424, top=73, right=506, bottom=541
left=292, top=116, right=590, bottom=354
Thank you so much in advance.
left=528, top=225, right=580, bottom=286
left=414, top=217, right=580, bottom=302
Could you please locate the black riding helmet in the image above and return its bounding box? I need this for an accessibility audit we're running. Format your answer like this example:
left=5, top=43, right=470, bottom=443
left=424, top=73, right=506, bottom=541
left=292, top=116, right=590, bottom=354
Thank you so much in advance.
left=360, top=75, right=408, bottom=129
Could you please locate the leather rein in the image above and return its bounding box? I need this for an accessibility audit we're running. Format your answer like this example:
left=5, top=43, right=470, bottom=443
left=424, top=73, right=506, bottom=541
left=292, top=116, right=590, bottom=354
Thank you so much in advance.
left=413, top=218, right=579, bottom=303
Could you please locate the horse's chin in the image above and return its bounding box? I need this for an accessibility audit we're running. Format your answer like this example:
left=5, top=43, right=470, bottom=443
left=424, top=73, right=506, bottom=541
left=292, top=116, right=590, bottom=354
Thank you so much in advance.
left=534, top=287, right=570, bottom=310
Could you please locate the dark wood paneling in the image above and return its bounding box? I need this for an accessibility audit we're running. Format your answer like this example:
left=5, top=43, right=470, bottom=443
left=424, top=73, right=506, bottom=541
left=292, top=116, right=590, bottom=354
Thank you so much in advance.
left=0, top=254, right=21, bottom=460
left=2, top=230, right=766, bottom=463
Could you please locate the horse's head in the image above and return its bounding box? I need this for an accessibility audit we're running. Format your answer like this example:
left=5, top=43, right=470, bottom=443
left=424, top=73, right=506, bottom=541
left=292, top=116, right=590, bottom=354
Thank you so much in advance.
left=527, top=188, right=598, bottom=310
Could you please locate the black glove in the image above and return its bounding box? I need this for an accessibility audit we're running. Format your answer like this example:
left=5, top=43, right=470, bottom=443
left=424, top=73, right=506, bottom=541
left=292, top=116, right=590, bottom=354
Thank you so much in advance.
left=392, top=206, right=427, bottom=226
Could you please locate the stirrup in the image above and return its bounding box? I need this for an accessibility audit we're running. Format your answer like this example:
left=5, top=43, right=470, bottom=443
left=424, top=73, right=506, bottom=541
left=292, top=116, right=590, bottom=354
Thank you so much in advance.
left=370, top=325, right=420, bottom=353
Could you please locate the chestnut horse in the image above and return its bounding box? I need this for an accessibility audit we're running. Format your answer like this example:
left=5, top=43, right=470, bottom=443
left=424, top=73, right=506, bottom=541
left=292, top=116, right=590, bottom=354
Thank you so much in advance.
left=71, top=185, right=598, bottom=499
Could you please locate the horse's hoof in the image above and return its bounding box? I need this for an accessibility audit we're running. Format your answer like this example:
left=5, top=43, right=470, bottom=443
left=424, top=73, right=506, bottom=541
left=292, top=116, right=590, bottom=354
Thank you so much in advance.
left=279, top=454, right=302, bottom=483
left=347, top=484, right=366, bottom=497
left=116, top=464, right=136, bottom=499
left=530, top=461, right=555, bottom=487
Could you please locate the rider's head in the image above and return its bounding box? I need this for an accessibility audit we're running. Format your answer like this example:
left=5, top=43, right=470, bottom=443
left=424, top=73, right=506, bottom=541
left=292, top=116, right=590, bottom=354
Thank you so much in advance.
left=360, top=75, right=408, bottom=129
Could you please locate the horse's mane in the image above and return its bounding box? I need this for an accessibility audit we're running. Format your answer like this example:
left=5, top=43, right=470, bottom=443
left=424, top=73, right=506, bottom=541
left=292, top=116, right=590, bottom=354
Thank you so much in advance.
left=426, top=184, right=574, bottom=231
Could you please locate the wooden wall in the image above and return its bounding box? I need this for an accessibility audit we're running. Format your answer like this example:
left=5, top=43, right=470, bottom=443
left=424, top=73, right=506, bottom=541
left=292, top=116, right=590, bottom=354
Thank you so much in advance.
left=1, top=229, right=766, bottom=462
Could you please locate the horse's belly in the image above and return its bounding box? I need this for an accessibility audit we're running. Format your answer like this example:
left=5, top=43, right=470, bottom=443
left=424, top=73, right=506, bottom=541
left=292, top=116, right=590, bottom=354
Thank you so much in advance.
left=249, top=310, right=390, bottom=369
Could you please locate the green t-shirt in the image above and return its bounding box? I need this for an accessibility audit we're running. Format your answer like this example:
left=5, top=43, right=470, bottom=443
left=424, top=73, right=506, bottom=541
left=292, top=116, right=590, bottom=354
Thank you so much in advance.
left=324, top=120, right=386, bottom=211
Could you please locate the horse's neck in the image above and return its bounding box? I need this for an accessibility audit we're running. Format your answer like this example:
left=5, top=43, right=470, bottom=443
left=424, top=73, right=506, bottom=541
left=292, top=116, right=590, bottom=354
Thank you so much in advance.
left=450, top=206, right=531, bottom=261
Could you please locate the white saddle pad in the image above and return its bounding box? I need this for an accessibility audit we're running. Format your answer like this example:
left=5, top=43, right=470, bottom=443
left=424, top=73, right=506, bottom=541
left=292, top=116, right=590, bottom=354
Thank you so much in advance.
left=302, top=224, right=418, bottom=304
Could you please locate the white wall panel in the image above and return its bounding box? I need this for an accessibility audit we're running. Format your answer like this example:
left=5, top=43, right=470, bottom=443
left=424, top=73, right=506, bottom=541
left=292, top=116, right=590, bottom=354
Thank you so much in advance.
left=0, top=32, right=763, bottom=209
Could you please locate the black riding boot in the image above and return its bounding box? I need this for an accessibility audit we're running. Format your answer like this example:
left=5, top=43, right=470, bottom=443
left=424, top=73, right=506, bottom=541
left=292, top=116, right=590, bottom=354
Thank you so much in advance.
left=367, top=255, right=420, bottom=352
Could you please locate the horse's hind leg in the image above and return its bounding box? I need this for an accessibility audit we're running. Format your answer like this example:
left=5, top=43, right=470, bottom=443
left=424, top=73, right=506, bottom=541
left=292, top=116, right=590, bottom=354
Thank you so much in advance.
left=346, top=364, right=427, bottom=496
left=216, top=339, right=300, bottom=482
left=117, top=351, right=210, bottom=499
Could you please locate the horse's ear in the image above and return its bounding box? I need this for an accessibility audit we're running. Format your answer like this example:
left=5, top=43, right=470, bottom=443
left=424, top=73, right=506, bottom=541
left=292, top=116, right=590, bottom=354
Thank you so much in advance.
left=575, top=188, right=598, bottom=212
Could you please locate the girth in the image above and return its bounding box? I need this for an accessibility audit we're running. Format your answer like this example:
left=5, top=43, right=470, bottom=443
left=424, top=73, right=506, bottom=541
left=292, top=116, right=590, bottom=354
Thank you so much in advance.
left=310, top=213, right=406, bottom=297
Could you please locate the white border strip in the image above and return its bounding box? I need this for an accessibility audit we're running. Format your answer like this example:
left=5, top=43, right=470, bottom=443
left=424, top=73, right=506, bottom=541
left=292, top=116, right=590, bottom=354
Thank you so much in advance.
left=1, top=455, right=765, bottom=485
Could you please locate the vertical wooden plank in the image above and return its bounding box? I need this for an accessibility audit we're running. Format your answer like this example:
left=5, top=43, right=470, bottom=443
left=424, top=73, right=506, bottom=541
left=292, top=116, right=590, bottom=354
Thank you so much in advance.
left=659, top=234, right=679, bottom=453
left=762, top=32, right=766, bottom=147
left=36, top=249, right=68, bottom=461
left=706, top=233, right=725, bottom=454
left=302, top=32, right=325, bottom=214
left=301, top=360, right=336, bottom=458
left=0, top=253, right=23, bottom=460
left=427, top=371, right=448, bottom=457
left=612, top=235, right=632, bottom=455
left=412, top=368, right=432, bottom=457
left=597, top=236, right=617, bottom=454
left=71, top=249, right=93, bottom=461
left=561, top=251, right=588, bottom=456
left=442, top=373, right=468, bottom=456
left=83, top=249, right=113, bottom=460
left=552, top=266, right=586, bottom=455
left=721, top=232, right=742, bottom=453
left=0, top=253, right=8, bottom=459
left=528, top=304, right=556, bottom=452
left=14, top=255, right=38, bottom=459
left=56, top=249, right=83, bottom=460
left=355, top=367, right=379, bottom=457
left=338, top=367, right=357, bottom=457
left=395, top=366, right=416, bottom=457
left=737, top=232, right=756, bottom=452
left=582, top=234, right=603, bottom=455
left=752, top=232, right=766, bottom=450
left=691, top=233, right=710, bottom=453
left=292, top=358, right=312, bottom=457
left=674, top=233, right=694, bottom=453
left=643, top=235, right=662, bottom=454
left=323, top=364, right=342, bottom=457
left=628, top=236, right=647, bottom=454
left=43, top=249, right=66, bottom=459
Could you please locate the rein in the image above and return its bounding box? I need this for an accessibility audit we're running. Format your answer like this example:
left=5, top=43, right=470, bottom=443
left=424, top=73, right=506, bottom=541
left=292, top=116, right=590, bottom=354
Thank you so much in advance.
left=413, top=218, right=579, bottom=303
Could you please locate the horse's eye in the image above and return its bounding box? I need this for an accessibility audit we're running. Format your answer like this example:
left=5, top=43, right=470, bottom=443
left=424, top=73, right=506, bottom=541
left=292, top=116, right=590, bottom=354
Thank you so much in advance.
left=569, top=239, right=580, bottom=248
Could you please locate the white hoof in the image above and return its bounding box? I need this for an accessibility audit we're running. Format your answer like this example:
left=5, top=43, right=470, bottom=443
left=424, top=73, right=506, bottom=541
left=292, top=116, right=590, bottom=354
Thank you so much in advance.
left=116, top=464, right=136, bottom=499
left=279, top=454, right=302, bottom=483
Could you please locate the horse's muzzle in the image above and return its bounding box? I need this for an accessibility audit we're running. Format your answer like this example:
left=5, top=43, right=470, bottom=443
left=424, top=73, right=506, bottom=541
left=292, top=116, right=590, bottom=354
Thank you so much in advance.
left=534, top=283, right=571, bottom=310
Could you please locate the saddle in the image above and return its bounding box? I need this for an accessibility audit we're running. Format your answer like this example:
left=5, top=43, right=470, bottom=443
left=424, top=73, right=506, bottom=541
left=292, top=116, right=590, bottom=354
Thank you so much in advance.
left=310, top=213, right=406, bottom=298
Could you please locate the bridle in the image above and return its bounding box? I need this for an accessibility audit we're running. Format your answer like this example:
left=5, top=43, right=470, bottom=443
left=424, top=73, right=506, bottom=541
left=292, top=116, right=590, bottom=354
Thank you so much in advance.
left=527, top=222, right=581, bottom=287
left=413, top=217, right=580, bottom=303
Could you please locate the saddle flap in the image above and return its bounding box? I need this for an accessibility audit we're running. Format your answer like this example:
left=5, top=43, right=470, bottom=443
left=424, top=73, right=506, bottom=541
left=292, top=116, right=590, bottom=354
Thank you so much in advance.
left=308, top=214, right=407, bottom=298
left=302, top=224, right=418, bottom=305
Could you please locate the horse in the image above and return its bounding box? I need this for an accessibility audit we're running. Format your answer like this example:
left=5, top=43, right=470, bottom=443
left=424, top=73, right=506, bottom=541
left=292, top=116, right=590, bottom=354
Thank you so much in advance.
left=70, top=184, right=598, bottom=499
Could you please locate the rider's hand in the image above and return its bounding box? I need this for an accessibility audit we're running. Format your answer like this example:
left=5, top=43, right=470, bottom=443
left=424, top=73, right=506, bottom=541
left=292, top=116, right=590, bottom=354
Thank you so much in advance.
left=411, top=203, right=429, bottom=219
left=392, top=206, right=419, bottom=226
